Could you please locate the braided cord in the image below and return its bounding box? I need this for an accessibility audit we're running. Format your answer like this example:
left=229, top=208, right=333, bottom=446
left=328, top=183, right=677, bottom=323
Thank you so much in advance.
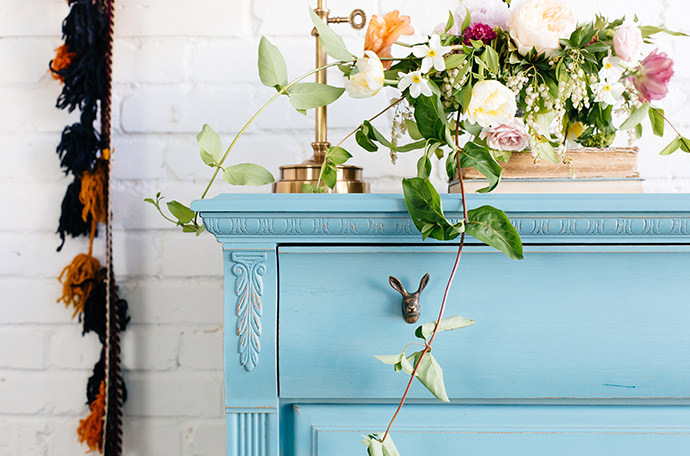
left=100, top=0, right=124, bottom=454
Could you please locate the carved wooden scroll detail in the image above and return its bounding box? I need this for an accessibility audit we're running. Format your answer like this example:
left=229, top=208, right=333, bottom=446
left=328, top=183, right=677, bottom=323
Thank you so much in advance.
left=231, top=252, right=267, bottom=372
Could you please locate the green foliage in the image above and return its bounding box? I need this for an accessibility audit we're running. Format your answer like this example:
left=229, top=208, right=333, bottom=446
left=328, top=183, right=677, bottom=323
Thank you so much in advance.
left=415, top=315, right=476, bottom=343
left=659, top=136, right=690, bottom=155
left=196, top=124, right=223, bottom=167
left=309, top=8, right=355, bottom=61
left=287, top=82, right=345, bottom=111
left=258, top=37, right=288, bottom=89
left=620, top=103, right=650, bottom=130
left=466, top=205, right=524, bottom=260
left=145, top=192, right=205, bottom=235
left=326, top=146, right=352, bottom=165
left=458, top=142, right=503, bottom=192
left=222, top=164, right=275, bottom=186
left=361, top=434, right=400, bottom=456
left=649, top=108, right=665, bottom=137
left=402, top=178, right=464, bottom=241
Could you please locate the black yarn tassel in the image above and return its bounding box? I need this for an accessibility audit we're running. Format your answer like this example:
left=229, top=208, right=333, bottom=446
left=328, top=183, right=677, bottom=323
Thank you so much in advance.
left=56, top=177, right=92, bottom=252
left=55, top=111, right=101, bottom=176
left=82, top=272, right=130, bottom=343
left=86, top=348, right=128, bottom=407
left=57, top=0, right=108, bottom=113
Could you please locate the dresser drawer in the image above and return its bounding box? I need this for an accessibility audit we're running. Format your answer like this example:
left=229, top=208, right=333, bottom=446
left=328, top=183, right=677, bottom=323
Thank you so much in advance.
left=278, top=245, right=690, bottom=400
left=288, top=404, right=690, bottom=455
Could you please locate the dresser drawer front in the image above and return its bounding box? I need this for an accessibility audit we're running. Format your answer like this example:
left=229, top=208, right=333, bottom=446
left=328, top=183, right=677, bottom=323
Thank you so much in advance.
left=289, top=404, right=690, bottom=456
left=278, top=245, right=690, bottom=400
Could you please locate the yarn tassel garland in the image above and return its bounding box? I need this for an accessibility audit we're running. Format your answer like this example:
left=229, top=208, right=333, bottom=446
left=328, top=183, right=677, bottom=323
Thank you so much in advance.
left=53, top=0, right=128, bottom=452
left=77, top=381, right=106, bottom=453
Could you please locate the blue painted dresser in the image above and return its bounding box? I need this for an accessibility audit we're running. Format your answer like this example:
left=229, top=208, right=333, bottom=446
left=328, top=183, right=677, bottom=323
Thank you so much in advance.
left=193, top=194, right=690, bottom=456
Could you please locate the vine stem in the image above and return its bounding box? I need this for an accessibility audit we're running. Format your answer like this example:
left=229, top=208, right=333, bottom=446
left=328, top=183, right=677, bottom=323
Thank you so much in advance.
left=381, top=110, right=468, bottom=443
left=198, top=59, right=355, bottom=200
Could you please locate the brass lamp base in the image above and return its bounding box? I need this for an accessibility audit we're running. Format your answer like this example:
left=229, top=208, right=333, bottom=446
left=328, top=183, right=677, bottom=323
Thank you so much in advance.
left=272, top=163, right=370, bottom=193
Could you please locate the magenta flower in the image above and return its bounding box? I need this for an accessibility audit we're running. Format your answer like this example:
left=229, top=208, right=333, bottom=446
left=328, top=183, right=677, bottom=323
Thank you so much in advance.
left=633, top=49, right=674, bottom=102
left=463, top=23, right=497, bottom=46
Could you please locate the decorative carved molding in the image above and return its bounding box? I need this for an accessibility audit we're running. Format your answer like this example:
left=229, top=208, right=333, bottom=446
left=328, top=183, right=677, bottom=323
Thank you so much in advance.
left=231, top=252, right=267, bottom=372
left=229, top=411, right=269, bottom=456
left=204, top=214, right=690, bottom=242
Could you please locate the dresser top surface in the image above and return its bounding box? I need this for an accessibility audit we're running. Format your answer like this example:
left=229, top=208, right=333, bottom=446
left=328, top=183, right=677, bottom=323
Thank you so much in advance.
left=192, top=193, right=690, bottom=215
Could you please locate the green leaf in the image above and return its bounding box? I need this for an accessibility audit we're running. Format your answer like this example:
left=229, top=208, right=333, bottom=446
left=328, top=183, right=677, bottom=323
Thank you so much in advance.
left=362, top=437, right=384, bottom=456
left=417, top=155, right=431, bottom=178
left=196, top=124, right=224, bottom=166
left=413, top=352, right=449, bottom=402
left=326, top=146, right=352, bottom=165
left=413, top=95, right=446, bottom=142
left=648, top=107, right=665, bottom=137
left=681, top=137, right=690, bottom=153
left=533, top=140, right=559, bottom=164
left=356, top=128, right=379, bottom=152
left=321, top=162, right=338, bottom=189
left=639, top=25, right=688, bottom=38
left=415, top=315, right=476, bottom=342
left=362, top=120, right=426, bottom=152
left=482, top=45, right=500, bottom=75
left=466, top=205, right=523, bottom=260
left=361, top=434, right=400, bottom=456
left=405, top=119, right=423, bottom=140
left=634, top=122, right=643, bottom=140
left=167, top=200, right=195, bottom=224
left=460, top=7, right=471, bottom=34
left=459, top=142, right=502, bottom=192
left=223, top=163, right=275, bottom=186
left=620, top=103, right=650, bottom=130
left=287, top=82, right=345, bottom=110
left=444, top=9, right=455, bottom=32
left=659, top=136, right=682, bottom=155
left=257, top=37, right=288, bottom=89
left=374, top=353, right=404, bottom=365
left=309, top=8, right=355, bottom=61
left=444, top=53, right=466, bottom=70
left=402, top=177, right=460, bottom=241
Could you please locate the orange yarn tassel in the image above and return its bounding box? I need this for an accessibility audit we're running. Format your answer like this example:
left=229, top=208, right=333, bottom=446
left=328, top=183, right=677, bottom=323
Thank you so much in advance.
left=58, top=253, right=102, bottom=318
left=77, top=381, right=105, bottom=453
left=79, top=159, right=108, bottom=225
left=50, top=44, right=76, bottom=82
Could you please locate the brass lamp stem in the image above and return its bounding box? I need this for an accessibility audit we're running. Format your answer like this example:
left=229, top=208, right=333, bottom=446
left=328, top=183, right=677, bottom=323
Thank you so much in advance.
left=272, top=1, right=369, bottom=193
left=313, top=0, right=329, bottom=162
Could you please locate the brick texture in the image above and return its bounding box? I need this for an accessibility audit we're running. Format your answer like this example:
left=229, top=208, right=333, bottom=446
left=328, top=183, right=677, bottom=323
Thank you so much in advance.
left=2, top=0, right=690, bottom=455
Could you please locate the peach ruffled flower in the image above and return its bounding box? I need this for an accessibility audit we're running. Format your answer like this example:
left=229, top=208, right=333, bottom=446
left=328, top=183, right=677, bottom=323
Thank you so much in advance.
left=364, top=10, right=414, bottom=69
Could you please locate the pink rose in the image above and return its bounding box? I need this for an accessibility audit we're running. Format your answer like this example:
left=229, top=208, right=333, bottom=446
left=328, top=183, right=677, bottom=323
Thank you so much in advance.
left=632, top=49, right=674, bottom=102
left=480, top=118, right=530, bottom=151
left=613, top=23, right=643, bottom=62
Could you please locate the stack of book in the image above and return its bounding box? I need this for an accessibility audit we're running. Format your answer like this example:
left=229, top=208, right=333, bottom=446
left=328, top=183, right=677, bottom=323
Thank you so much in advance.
left=449, top=147, right=642, bottom=193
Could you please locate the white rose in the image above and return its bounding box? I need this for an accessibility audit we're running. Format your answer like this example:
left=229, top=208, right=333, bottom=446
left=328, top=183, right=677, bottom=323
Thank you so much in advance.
left=344, top=51, right=384, bottom=98
left=466, top=80, right=517, bottom=128
left=509, top=0, right=576, bottom=56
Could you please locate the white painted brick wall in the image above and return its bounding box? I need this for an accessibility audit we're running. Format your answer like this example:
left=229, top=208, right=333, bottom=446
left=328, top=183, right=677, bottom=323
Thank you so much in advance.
left=2, top=0, right=689, bottom=455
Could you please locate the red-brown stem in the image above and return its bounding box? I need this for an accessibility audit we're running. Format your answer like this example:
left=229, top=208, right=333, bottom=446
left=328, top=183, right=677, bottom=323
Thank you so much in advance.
left=380, top=111, right=468, bottom=443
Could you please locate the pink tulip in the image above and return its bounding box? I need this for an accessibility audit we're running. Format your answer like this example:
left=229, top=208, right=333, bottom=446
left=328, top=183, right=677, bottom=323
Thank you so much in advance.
left=633, top=49, right=674, bottom=102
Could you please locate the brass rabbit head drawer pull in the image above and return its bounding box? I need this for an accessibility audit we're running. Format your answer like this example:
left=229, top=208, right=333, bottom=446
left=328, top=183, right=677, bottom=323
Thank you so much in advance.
left=389, top=273, right=430, bottom=324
